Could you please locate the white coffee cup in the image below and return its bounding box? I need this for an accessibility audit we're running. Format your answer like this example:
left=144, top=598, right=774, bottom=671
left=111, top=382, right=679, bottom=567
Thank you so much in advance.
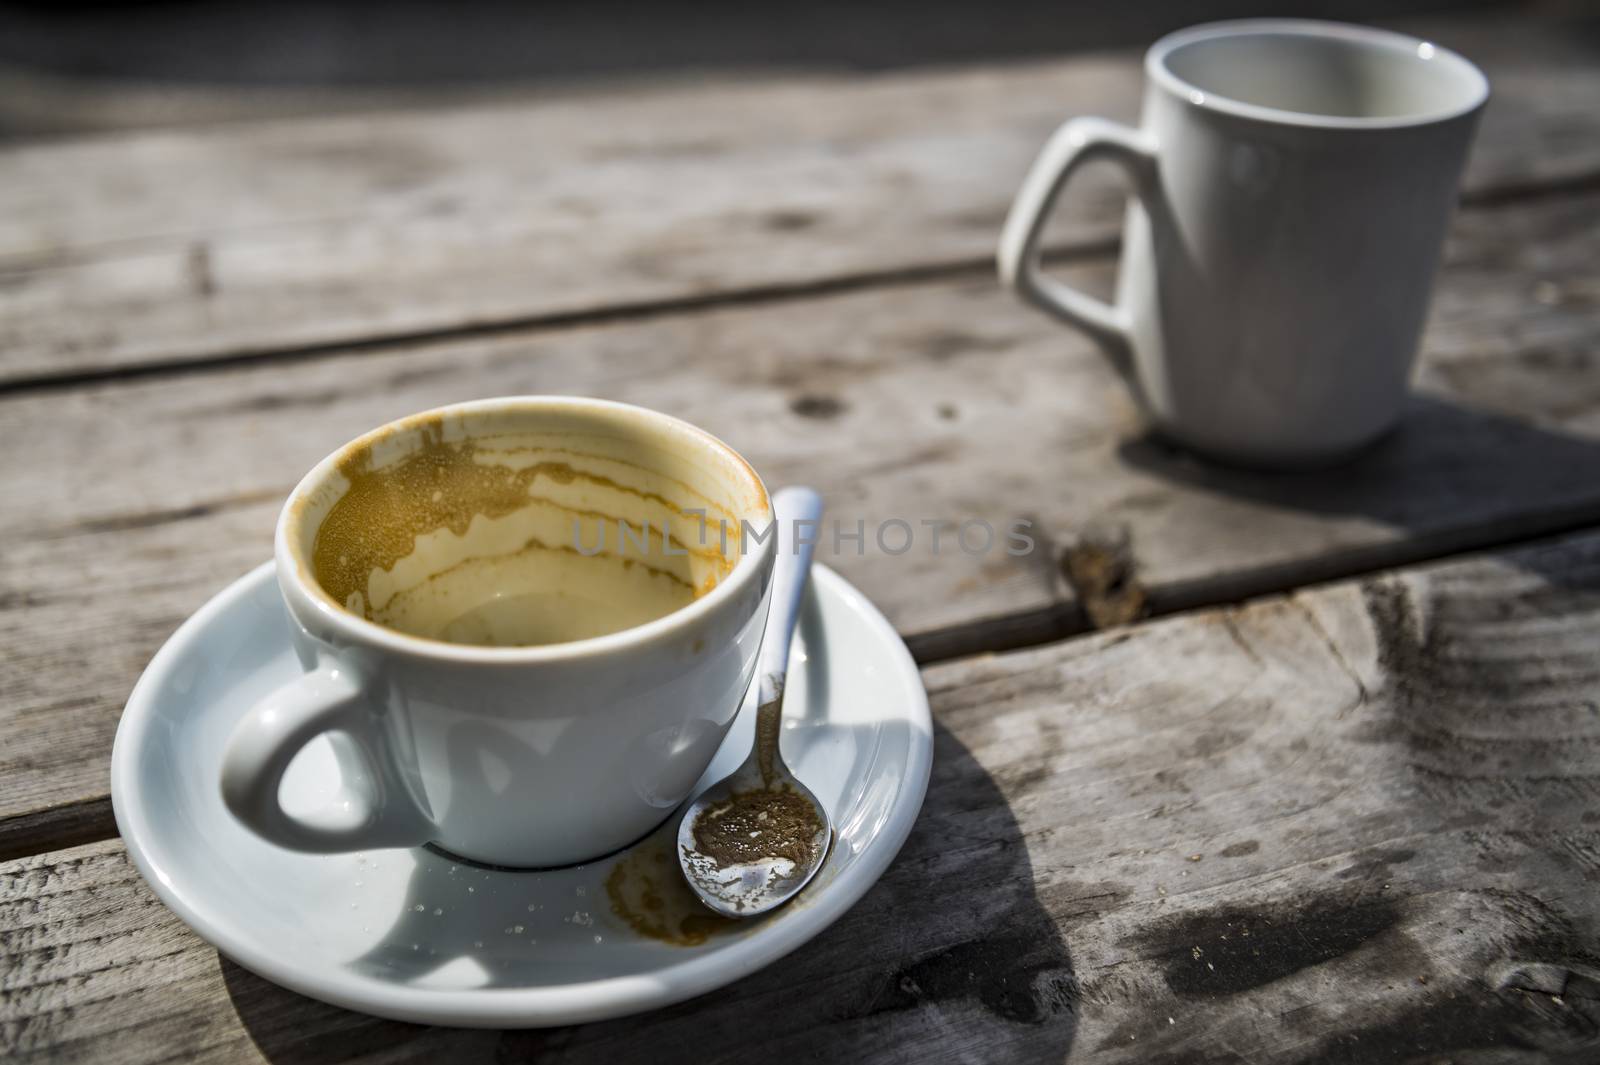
left=221, top=397, right=775, bottom=868
left=1000, top=20, right=1488, bottom=467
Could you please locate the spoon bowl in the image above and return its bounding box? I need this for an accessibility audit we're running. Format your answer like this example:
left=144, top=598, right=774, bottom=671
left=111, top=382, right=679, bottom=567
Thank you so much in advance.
left=675, top=727, right=832, bottom=917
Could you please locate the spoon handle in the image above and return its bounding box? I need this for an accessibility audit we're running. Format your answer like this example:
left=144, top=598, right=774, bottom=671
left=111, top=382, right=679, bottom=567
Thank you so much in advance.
left=757, top=486, right=825, bottom=706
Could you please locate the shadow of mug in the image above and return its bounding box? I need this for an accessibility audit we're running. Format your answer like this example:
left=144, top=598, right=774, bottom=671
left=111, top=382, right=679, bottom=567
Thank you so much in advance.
left=1116, top=393, right=1600, bottom=598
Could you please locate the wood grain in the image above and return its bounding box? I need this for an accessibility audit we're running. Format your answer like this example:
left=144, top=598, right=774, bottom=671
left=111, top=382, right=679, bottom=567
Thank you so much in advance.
left=5, top=189, right=1600, bottom=849
left=6, top=530, right=1600, bottom=1063
left=1, top=16, right=1598, bottom=386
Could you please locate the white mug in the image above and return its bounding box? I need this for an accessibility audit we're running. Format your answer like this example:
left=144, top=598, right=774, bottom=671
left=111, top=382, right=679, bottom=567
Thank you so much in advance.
left=221, top=397, right=776, bottom=868
left=1000, top=20, right=1488, bottom=466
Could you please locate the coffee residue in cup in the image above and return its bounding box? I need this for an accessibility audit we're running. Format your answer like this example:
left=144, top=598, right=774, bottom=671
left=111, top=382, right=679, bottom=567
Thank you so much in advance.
left=309, top=421, right=728, bottom=622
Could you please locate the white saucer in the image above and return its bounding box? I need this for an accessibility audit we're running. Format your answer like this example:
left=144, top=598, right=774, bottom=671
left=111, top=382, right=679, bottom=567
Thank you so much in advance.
left=111, top=561, right=931, bottom=1028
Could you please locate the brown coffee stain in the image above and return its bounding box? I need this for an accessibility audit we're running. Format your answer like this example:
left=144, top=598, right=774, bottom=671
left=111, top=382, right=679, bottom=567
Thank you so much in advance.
left=754, top=689, right=782, bottom=786
left=408, top=531, right=696, bottom=593
left=310, top=425, right=732, bottom=619
left=1061, top=528, right=1146, bottom=629
left=690, top=784, right=822, bottom=869
left=605, top=843, right=733, bottom=946
left=496, top=443, right=741, bottom=528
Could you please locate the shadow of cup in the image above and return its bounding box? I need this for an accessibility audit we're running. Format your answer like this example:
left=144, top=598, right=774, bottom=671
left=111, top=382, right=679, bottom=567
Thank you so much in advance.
left=221, top=719, right=1079, bottom=1061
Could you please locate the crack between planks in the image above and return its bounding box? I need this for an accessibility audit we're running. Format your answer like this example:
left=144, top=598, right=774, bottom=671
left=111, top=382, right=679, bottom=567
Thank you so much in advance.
left=0, top=798, right=116, bottom=865
left=0, top=239, right=1116, bottom=398
left=0, top=160, right=1596, bottom=398
left=11, top=513, right=1600, bottom=862
left=1459, top=167, right=1600, bottom=209
left=908, top=503, right=1600, bottom=665
left=33, top=490, right=285, bottom=538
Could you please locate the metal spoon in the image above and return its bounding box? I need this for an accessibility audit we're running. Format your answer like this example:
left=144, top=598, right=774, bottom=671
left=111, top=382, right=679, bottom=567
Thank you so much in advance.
left=676, top=486, right=831, bottom=917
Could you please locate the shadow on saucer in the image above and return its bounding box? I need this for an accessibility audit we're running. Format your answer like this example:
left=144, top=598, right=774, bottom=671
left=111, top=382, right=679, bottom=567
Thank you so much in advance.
left=1117, top=393, right=1600, bottom=599
left=221, top=719, right=1079, bottom=1062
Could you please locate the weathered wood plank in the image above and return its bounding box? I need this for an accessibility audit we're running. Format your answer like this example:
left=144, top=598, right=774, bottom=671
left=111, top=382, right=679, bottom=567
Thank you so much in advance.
left=4, top=189, right=1600, bottom=848
left=6, top=530, right=1600, bottom=1063
left=1, top=16, right=1597, bottom=386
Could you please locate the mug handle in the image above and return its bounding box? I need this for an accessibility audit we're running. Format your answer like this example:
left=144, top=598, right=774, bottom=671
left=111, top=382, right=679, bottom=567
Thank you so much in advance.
left=220, top=663, right=436, bottom=852
left=997, top=116, right=1156, bottom=349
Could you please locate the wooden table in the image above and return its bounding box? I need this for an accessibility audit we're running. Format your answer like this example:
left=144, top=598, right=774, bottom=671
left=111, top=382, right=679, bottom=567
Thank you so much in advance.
left=5, top=11, right=1600, bottom=1062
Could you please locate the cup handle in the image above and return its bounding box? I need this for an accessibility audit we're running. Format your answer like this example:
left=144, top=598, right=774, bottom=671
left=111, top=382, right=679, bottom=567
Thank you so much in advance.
left=997, top=116, right=1156, bottom=350
left=220, top=662, right=436, bottom=852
